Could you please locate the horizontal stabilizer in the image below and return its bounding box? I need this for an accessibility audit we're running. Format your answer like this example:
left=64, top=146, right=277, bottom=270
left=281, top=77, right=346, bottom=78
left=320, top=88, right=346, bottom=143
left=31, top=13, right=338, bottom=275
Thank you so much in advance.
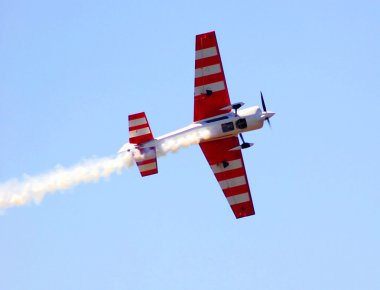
left=136, top=146, right=158, bottom=177
left=129, top=112, right=154, bottom=144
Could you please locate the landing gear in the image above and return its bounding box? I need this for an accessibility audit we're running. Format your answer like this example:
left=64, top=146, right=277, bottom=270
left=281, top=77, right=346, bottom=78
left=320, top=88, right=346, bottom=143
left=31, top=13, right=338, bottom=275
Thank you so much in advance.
left=232, top=103, right=243, bottom=115
left=220, top=102, right=245, bottom=116
left=239, top=133, right=246, bottom=144
left=239, top=133, right=254, bottom=150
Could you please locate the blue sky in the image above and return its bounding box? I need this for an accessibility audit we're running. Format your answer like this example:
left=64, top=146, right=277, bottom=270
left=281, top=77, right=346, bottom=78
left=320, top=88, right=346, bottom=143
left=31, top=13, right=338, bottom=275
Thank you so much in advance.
left=1, top=0, right=379, bottom=289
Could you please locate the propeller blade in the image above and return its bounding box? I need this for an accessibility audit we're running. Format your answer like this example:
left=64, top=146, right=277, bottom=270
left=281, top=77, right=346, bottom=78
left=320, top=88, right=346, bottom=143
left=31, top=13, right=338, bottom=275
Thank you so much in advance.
left=266, top=118, right=271, bottom=128
left=261, top=91, right=272, bottom=128
left=260, top=91, right=267, bottom=112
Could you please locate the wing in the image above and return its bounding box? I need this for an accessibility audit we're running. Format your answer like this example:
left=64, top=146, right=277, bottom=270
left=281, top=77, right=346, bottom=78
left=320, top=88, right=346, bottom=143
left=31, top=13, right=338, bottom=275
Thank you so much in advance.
left=200, top=137, right=255, bottom=219
left=194, top=31, right=231, bottom=122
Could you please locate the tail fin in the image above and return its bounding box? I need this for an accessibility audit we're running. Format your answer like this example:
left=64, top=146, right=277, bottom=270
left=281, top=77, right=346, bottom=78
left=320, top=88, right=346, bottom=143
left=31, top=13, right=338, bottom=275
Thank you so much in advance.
left=129, top=112, right=154, bottom=144
left=128, top=112, right=158, bottom=177
left=135, top=146, right=158, bottom=177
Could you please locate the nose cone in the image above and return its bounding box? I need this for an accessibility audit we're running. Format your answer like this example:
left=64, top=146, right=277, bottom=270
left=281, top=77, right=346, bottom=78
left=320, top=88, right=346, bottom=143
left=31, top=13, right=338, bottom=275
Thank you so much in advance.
left=266, top=111, right=275, bottom=119
left=261, top=111, right=275, bottom=120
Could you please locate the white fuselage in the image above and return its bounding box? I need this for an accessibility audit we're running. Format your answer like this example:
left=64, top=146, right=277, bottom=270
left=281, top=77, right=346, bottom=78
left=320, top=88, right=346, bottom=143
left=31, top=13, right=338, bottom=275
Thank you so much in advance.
left=132, top=106, right=274, bottom=155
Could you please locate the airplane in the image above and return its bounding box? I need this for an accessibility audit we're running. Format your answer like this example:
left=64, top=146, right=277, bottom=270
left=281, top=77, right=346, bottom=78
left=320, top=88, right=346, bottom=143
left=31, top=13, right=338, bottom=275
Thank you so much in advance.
left=118, top=31, right=275, bottom=219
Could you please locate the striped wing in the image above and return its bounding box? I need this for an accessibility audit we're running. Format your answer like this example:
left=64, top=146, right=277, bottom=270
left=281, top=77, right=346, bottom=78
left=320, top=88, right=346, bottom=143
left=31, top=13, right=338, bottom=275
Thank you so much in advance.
left=194, top=31, right=231, bottom=122
left=200, top=137, right=255, bottom=219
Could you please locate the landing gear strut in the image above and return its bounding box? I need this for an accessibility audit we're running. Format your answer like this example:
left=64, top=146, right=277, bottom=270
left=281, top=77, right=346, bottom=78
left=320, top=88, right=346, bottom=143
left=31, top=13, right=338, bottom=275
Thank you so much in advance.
left=232, top=103, right=243, bottom=115
left=239, top=133, right=253, bottom=149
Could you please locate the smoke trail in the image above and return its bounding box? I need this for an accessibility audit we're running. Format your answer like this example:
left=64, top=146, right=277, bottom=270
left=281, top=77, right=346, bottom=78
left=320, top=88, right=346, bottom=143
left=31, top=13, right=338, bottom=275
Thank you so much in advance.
left=158, top=127, right=211, bottom=155
left=0, top=153, right=134, bottom=210
left=0, top=127, right=211, bottom=210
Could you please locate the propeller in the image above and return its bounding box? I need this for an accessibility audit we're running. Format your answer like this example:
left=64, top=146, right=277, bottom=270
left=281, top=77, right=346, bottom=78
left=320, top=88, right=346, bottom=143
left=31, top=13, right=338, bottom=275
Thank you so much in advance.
left=260, top=91, right=272, bottom=128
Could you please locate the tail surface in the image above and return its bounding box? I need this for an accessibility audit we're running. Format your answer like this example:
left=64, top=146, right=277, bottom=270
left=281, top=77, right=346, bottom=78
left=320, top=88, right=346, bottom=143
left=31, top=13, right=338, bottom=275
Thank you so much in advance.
left=128, top=112, right=158, bottom=177
left=135, top=146, right=158, bottom=177
left=129, top=112, right=154, bottom=144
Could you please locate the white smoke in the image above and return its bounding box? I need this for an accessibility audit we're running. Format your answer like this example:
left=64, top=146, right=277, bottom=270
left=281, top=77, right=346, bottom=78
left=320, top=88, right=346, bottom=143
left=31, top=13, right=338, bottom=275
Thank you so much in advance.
left=0, top=127, right=211, bottom=211
left=0, top=153, right=134, bottom=210
left=158, top=127, right=211, bottom=155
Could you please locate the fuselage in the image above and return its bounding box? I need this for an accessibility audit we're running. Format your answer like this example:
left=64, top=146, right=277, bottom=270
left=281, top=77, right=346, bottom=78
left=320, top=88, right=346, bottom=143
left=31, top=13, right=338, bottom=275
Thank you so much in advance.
left=136, top=105, right=274, bottom=155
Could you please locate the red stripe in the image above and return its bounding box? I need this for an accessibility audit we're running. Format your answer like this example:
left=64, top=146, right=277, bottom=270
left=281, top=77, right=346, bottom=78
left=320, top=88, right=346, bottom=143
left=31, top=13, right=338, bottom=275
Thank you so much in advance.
left=129, top=112, right=146, bottom=120
left=195, top=31, right=217, bottom=50
left=195, top=55, right=220, bottom=69
left=210, top=158, right=242, bottom=166
left=130, top=135, right=153, bottom=144
left=223, top=184, right=250, bottom=197
left=215, top=168, right=246, bottom=182
left=129, top=124, right=149, bottom=131
left=128, top=112, right=153, bottom=144
left=200, top=137, right=240, bottom=164
left=194, top=90, right=228, bottom=105
left=231, top=201, right=255, bottom=218
left=141, top=169, right=158, bottom=177
left=136, top=158, right=156, bottom=166
left=194, top=73, right=225, bottom=87
left=194, top=90, right=226, bottom=99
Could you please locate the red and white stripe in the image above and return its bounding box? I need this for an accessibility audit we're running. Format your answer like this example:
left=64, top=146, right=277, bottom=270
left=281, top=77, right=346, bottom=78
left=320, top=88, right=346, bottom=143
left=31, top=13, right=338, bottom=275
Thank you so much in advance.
left=136, top=158, right=158, bottom=177
left=227, top=192, right=251, bottom=206
left=212, top=158, right=250, bottom=201
left=211, top=159, right=242, bottom=173
left=194, top=81, right=225, bottom=97
left=129, top=127, right=151, bottom=138
left=219, top=176, right=247, bottom=190
left=193, top=32, right=231, bottom=122
left=194, top=44, right=226, bottom=96
left=195, top=46, right=217, bottom=60
left=195, top=63, right=221, bottom=78
left=200, top=136, right=254, bottom=218
left=128, top=112, right=154, bottom=144
left=129, top=116, right=147, bottom=127
left=215, top=160, right=252, bottom=218
left=134, top=146, right=158, bottom=177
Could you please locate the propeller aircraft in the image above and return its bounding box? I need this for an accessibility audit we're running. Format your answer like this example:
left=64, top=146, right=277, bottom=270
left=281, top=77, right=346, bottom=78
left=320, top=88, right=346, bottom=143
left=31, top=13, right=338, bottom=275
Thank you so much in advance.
left=119, top=31, right=275, bottom=219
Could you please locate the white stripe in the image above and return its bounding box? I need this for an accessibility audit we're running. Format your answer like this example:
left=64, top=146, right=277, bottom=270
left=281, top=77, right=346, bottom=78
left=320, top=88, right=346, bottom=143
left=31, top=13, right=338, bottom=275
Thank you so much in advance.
left=227, top=192, right=250, bottom=205
left=129, top=117, right=147, bottom=127
left=194, top=81, right=225, bottom=96
left=129, top=127, right=151, bottom=138
left=195, top=46, right=217, bottom=60
left=195, top=64, right=221, bottom=78
left=219, top=176, right=246, bottom=190
left=211, top=159, right=243, bottom=174
left=139, top=162, right=157, bottom=172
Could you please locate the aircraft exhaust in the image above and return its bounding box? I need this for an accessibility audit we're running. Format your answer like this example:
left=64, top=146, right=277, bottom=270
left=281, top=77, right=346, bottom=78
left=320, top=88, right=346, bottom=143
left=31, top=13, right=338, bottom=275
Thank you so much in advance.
left=0, top=127, right=212, bottom=211
left=0, top=153, right=134, bottom=210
